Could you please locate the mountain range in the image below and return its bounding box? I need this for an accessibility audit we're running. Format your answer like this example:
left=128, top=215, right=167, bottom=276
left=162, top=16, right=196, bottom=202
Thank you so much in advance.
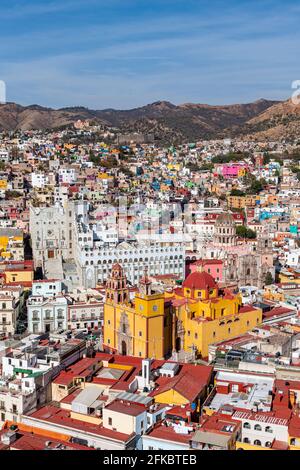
left=0, top=98, right=299, bottom=142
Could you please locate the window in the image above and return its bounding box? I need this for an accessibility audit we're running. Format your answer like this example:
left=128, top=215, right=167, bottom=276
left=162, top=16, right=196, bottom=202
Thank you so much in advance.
left=57, top=309, right=64, bottom=319
left=265, top=426, right=273, bottom=433
left=254, top=440, right=261, bottom=446
left=139, top=331, right=142, bottom=337
left=243, top=422, right=251, bottom=429
left=45, top=310, right=51, bottom=320
left=254, top=424, right=262, bottom=431
left=108, top=417, right=112, bottom=426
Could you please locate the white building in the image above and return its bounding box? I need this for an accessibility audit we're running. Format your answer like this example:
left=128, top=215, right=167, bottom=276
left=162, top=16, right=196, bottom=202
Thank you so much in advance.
left=0, top=287, right=23, bottom=336
left=31, top=173, right=49, bottom=189
left=68, top=300, right=103, bottom=331
left=75, top=224, right=185, bottom=288
left=0, top=150, right=9, bottom=163
left=27, top=294, right=69, bottom=334
left=58, top=168, right=77, bottom=184
left=32, top=280, right=63, bottom=297
left=285, top=249, right=300, bottom=267
left=0, top=353, right=41, bottom=426
left=233, top=410, right=289, bottom=449
left=30, top=200, right=89, bottom=269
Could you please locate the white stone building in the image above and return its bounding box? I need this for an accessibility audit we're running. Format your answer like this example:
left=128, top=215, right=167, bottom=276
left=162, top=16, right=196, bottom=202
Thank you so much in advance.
left=0, top=288, right=22, bottom=336
left=234, top=410, right=289, bottom=449
left=68, top=300, right=103, bottom=331
left=74, top=219, right=185, bottom=288
left=31, top=173, right=49, bottom=189
left=58, top=168, right=77, bottom=184
left=27, top=294, right=69, bottom=334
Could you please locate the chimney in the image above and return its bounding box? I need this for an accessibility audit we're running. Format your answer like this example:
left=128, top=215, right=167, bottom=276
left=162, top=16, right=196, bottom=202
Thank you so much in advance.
left=186, top=411, right=191, bottom=424
left=142, top=358, right=152, bottom=388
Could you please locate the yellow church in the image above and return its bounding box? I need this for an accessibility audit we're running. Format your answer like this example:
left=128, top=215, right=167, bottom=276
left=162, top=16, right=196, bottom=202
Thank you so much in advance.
left=103, top=264, right=262, bottom=359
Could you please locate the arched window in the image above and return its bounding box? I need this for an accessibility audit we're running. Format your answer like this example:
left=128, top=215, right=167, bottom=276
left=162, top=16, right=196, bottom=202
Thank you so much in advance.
left=243, top=438, right=250, bottom=443
left=265, top=426, right=273, bottom=433
left=254, top=424, right=262, bottom=431
left=243, top=422, right=251, bottom=429
left=254, top=440, right=261, bottom=446
left=265, top=442, right=272, bottom=448
left=57, top=309, right=64, bottom=319
left=32, top=310, right=39, bottom=321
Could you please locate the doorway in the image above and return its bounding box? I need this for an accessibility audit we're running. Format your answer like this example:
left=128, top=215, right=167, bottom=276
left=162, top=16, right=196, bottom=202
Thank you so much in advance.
left=121, top=340, right=127, bottom=356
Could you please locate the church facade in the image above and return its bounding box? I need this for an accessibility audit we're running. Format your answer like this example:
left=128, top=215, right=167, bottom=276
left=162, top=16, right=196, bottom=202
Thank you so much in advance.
left=197, top=213, right=275, bottom=288
left=103, top=263, right=263, bottom=360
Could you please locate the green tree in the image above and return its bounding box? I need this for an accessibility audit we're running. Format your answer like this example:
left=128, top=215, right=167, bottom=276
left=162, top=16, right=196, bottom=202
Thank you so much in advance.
left=263, top=152, right=271, bottom=165
left=230, top=189, right=246, bottom=196
left=236, top=225, right=247, bottom=238
left=265, top=272, right=274, bottom=285
left=236, top=226, right=257, bottom=239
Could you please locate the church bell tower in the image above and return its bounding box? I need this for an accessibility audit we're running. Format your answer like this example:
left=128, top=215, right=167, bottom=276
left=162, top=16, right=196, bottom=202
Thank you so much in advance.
left=106, top=263, right=129, bottom=304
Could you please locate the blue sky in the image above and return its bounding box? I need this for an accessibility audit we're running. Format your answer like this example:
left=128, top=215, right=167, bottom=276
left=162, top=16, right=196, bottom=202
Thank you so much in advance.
left=0, top=0, right=299, bottom=109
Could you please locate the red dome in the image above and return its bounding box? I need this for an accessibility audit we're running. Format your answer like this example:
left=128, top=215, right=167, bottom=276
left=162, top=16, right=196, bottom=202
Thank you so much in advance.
left=183, top=271, right=217, bottom=290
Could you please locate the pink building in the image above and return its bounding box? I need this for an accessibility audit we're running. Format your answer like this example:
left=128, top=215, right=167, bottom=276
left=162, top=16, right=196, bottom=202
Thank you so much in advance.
left=222, top=164, right=248, bottom=178
left=190, top=259, right=223, bottom=282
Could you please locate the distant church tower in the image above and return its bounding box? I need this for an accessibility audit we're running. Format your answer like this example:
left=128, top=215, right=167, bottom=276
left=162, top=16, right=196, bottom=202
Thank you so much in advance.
left=214, top=213, right=237, bottom=247
left=106, top=263, right=129, bottom=304
left=139, top=267, right=152, bottom=296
